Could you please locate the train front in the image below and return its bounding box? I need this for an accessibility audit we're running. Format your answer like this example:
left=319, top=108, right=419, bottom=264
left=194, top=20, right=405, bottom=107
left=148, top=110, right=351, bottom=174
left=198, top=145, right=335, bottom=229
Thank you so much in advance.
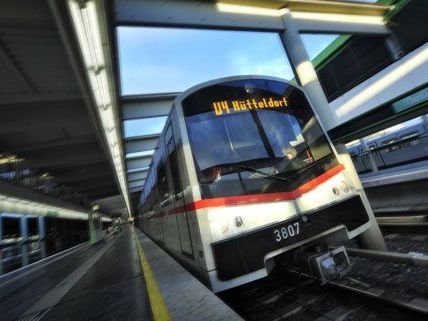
left=180, top=77, right=372, bottom=292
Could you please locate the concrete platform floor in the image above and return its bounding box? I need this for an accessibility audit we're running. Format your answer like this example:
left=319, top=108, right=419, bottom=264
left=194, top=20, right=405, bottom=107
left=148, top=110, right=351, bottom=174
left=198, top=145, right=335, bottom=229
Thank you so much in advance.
left=0, top=228, right=151, bottom=321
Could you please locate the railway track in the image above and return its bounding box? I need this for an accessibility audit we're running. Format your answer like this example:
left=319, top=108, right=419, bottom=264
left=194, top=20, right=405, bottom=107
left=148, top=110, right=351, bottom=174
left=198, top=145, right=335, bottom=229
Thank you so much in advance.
left=220, top=231, right=428, bottom=321
left=221, top=267, right=428, bottom=321
left=327, top=279, right=428, bottom=318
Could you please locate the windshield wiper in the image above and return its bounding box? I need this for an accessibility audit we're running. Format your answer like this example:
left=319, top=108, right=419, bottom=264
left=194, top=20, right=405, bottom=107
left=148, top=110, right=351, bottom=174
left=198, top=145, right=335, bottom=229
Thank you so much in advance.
left=229, top=164, right=290, bottom=182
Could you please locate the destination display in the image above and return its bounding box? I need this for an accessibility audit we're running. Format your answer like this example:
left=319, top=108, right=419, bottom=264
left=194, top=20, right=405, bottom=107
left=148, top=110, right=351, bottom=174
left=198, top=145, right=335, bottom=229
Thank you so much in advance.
left=212, top=96, right=288, bottom=116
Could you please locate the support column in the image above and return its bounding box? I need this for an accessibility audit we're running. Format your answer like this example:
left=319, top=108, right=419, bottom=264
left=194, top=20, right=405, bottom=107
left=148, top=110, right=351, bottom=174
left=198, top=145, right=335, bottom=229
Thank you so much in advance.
left=20, top=216, right=29, bottom=266
left=89, top=212, right=97, bottom=244
left=385, top=32, right=403, bottom=61
left=279, top=10, right=337, bottom=130
left=335, top=144, right=387, bottom=251
left=97, top=214, right=104, bottom=242
left=89, top=212, right=104, bottom=244
left=422, top=114, right=428, bottom=132
left=0, top=215, right=3, bottom=274
left=0, top=215, right=3, bottom=240
left=360, top=137, right=379, bottom=172
left=38, top=216, right=47, bottom=259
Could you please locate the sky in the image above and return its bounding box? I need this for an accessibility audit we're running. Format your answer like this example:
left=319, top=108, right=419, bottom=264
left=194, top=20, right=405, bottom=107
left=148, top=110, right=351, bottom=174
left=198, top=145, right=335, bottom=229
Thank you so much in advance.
left=124, top=116, right=167, bottom=138
left=117, top=27, right=340, bottom=96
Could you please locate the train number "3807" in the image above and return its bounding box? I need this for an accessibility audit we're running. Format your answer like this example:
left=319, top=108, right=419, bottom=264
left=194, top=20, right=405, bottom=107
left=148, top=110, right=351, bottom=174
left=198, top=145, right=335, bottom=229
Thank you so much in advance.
left=273, top=222, right=300, bottom=242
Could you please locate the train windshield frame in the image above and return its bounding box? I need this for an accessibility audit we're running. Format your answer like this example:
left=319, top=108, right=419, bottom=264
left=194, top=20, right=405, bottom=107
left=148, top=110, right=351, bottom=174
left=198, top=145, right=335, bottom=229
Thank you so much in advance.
left=182, top=78, right=339, bottom=198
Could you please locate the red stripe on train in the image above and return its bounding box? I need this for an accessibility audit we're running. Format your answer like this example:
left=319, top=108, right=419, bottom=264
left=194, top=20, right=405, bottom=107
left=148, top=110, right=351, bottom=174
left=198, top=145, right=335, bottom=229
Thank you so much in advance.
left=168, top=164, right=345, bottom=214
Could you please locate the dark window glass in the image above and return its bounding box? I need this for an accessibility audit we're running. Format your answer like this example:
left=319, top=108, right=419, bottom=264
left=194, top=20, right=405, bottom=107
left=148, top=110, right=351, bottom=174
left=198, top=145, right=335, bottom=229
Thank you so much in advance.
left=157, top=163, right=169, bottom=201
left=332, top=49, right=361, bottom=91
left=3, top=217, right=19, bottom=239
left=316, top=36, right=393, bottom=101
left=183, top=79, right=338, bottom=198
left=318, top=65, right=341, bottom=99
left=28, top=218, right=38, bottom=236
left=167, top=137, right=182, bottom=195
left=352, top=38, right=391, bottom=75
left=390, top=0, right=428, bottom=54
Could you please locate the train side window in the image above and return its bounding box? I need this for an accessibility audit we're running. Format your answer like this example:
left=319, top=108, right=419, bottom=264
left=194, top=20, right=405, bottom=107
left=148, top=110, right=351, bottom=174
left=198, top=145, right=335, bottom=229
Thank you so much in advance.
left=157, top=162, right=169, bottom=201
left=167, top=138, right=182, bottom=196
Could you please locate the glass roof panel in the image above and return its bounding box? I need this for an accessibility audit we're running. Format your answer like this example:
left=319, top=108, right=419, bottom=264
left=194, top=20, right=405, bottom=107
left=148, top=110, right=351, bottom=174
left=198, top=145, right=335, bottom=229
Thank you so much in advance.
left=123, top=116, right=167, bottom=138
left=118, top=27, right=294, bottom=95
left=300, top=34, right=340, bottom=61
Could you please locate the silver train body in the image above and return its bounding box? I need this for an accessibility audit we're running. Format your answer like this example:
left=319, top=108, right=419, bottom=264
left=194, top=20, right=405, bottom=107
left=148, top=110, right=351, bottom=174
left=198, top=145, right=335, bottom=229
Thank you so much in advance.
left=136, top=76, right=375, bottom=292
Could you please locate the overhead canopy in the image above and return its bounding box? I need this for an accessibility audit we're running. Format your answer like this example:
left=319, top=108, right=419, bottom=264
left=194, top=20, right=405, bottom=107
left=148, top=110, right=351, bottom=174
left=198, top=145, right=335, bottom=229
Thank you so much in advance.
left=0, top=0, right=122, bottom=215
left=112, top=0, right=392, bottom=203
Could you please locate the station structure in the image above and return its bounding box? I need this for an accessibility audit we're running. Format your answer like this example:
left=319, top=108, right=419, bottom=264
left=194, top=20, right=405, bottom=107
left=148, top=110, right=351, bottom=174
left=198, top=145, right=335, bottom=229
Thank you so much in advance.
left=0, top=1, right=427, bottom=320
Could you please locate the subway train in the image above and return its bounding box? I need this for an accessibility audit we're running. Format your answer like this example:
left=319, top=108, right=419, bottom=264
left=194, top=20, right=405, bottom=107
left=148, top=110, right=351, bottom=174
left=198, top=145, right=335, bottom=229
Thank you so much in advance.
left=347, top=120, right=428, bottom=173
left=136, top=76, right=376, bottom=292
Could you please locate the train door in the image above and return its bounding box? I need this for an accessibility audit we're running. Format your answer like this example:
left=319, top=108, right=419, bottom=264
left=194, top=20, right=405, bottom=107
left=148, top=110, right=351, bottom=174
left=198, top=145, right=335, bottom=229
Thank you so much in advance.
left=157, top=161, right=173, bottom=247
left=164, top=122, right=194, bottom=258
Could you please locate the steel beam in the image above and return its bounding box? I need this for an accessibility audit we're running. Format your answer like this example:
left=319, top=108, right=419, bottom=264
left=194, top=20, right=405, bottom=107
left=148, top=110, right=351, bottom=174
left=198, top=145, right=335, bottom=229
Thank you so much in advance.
left=221, top=0, right=390, bottom=16
left=0, top=39, right=36, bottom=94
left=114, top=0, right=391, bottom=34
left=128, top=180, right=145, bottom=189
left=127, top=167, right=149, bottom=174
left=122, top=99, right=173, bottom=120
left=115, top=0, right=283, bottom=30
left=280, top=11, right=338, bottom=129
left=129, top=186, right=143, bottom=193
left=127, top=171, right=147, bottom=182
left=291, top=11, right=389, bottom=34
left=127, top=157, right=152, bottom=170
left=121, top=92, right=179, bottom=103
left=125, top=136, right=159, bottom=154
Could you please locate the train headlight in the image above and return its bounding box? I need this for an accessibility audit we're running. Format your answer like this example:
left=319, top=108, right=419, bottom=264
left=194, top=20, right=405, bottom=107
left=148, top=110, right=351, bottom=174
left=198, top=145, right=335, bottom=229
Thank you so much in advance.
left=339, top=181, right=350, bottom=193
left=332, top=186, right=340, bottom=196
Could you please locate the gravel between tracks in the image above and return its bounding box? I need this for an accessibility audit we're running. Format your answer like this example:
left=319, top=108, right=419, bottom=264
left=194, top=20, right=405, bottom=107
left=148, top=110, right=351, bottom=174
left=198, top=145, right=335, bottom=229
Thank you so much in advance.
left=219, top=232, right=428, bottom=321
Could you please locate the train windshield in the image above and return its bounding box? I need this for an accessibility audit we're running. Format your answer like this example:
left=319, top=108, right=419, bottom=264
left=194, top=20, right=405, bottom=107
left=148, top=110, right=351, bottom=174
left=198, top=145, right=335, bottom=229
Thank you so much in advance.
left=182, top=78, right=338, bottom=198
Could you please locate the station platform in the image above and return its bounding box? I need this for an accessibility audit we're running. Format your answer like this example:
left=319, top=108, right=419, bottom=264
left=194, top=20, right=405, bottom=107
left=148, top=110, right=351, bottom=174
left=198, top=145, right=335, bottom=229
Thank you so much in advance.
left=0, top=227, right=242, bottom=321
left=360, top=159, right=428, bottom=188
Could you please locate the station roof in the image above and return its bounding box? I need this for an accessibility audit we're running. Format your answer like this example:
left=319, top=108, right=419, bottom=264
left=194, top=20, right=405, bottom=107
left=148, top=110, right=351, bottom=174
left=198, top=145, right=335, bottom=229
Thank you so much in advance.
left=112, top=0, right=392, bottom=206
left=1, top=0, right=394, bottom=216
left=0, top=0, right=122, bottom=215
left=218, top=0, right=390, bottom=15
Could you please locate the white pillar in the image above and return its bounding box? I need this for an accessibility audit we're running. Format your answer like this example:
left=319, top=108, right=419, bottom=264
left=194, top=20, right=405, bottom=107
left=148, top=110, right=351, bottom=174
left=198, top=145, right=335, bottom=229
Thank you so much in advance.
left=20, top=216, right=29, bottom=266
left=422, top=114, right=428, bottom=132
left=0, top=216, right=3, bottom=274
left=385, top=32, right=403, bottom=61
left=336, top=144, right=387, bottom=251
left=0, top=215, right=3, bottom=240
left=360, top=137, right=379, bottom=172
left=279, top=10, right=337, bottom=130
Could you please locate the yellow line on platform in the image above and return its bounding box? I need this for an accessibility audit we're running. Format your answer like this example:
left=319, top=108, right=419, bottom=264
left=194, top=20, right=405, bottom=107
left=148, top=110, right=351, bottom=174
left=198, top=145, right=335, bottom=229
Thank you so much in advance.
left=133, top=230, right=171, bottom=321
